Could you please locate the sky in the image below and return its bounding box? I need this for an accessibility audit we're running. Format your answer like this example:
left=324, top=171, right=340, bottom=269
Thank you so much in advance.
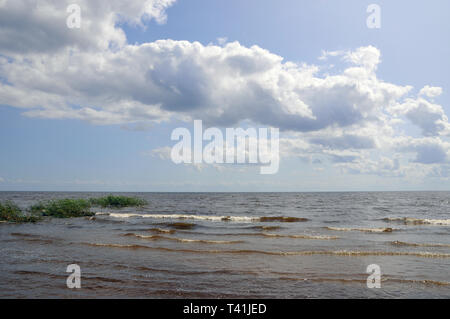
left=0, top=0, right=449, bottom=192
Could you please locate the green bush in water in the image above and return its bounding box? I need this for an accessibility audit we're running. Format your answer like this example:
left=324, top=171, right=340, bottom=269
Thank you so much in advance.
left=89, top=195, right=147, bottom=208
left=30, top=199, right=94, bottom=218
left=0, top=201, right=41, bottom=223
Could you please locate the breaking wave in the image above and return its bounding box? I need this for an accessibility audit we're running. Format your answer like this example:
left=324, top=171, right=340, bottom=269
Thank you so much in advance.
left=383, top=217, right=450, bottom=226
left=256, top=233, right=339, bottom=240
left=122, top=233, right=244, bottom=244
left=390, top=240, right=450, bottom=248
left=83, top=243, right=450, bottom=258
left=325, top=227, right=396, bottom=233
left=146, top=228, right=176, bottom=234
left=247, top=226, right=282, bottom=231
left=259, top=216, right=308, bottom=222
left=177, top=231, right=338, bottom=240
left=98, top=213, right=307, bottom=223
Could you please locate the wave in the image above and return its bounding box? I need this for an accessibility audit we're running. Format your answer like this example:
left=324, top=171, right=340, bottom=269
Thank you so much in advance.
left=133, top=266, right=258, bottom=277
left=162, top=222, right=196, bottom=230
left=259, top=216, right=308, bottom=222
left=98, top=212, right=307, bottom=223
left=279, top=250, right=450, bottom=258
left=257, top=233, right=339, bottom=240
left=123, top=233, right=244, bottom=244
left=84, top=243, right=150, bottom=249
left=390, top=240, right=450, bottom=248
left=10, top=232, right=50, bottom=239
left=177, top=230, right=338, bottom=240
left=278, top=276, right=450, bottom=286
left=119, top=227, right=176, bottom=234
left=100, top=212, right=254, bottom=222
left=247, top=226, right=282, bottom=231
left=84, top=243, right=450, bottom=258
left=15, top=270, right=128, bottom=285
left=146, top=227, right=176, bottom=234
left=278, top=277, right=367, bottom=284
left=325, top=227, right=396, bottom=233
left=383, top=217, right=450, bottom=226
left=13, top=270, right=66, bottom=279
left=389, top=278, right=450, bottom=286
left=18, top=238, right=55, bottom=244
left=10, top=232, right=55, bottom=244
left=172, top=238, right=243, bottom=244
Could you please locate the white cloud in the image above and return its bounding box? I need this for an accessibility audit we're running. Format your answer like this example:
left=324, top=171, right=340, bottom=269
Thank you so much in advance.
left=216, top=37, right=228, bottom=46
left=318, top=49, right=345, bottom=61
left=390, top=98, right=450, bottom=136
left=0, top=41, right=414, bottom=131
left=335, top=156, right=402, bottom=177
left=419, top=85, right=443, bottom=98
left=344, top=45, right=381, bottom=72
left=309, top=134, right=376, bottom=150
left=149, top=146, right=172, bottom=160
left=0, top=0, right=176, bottom=55
left=0, top=0, right=449, bottom=179
left=394, top=137, right=450, bottom=164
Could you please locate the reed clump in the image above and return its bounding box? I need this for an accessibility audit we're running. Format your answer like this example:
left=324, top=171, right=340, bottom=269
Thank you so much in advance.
left=4, top=195, right=147, bottom=222
left=89, top=195, right=147, bottom=208
left=0, top=201, right=41, bottom=223
left=30, top=199, right=94, bottom=218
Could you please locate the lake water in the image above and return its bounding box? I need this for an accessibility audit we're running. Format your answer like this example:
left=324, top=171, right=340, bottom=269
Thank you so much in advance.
left=0, top=191, right=449, bottom=298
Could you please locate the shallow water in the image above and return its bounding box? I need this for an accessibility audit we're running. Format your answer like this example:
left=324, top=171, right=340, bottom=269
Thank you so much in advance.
left=0, top=191, right=449, bottom=298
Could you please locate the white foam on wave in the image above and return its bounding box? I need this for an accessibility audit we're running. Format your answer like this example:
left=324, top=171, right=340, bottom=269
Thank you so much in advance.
left=100, top=212, right=258, bottom=223
left=326, top=226, right=395, bottom=233
left=127, top=233, right=243, bottom=244
left=385, top=217, right=450, bottom=226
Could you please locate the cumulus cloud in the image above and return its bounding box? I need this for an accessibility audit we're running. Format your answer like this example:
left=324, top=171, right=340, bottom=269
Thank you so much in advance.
left=335, top=157, right=401, bottom=177
left=310, top=134, right=376, bottom=150
left=390, top=98, right=450, bottom=136
left=0, top=40, right=414, bottom=131
left=344, top=45, right=381, bottom=72
left=0, top=0, right=449, bottom=179
left=0, top=0, right=176, bottom=55
left=394, top=137, right=450, bottom=164
left=419, top=85, right=443, bottom=98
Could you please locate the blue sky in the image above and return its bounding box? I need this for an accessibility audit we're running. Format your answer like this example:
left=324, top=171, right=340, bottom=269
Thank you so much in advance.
left=0, top=0, right=449, bottom=191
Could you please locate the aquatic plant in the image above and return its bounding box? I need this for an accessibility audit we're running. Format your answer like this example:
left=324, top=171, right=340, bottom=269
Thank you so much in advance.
left=30, top=199, right=94, bottom=218
left=89, top=195, right=147, bottom=208
left=0, top=201, right=41, bottom=223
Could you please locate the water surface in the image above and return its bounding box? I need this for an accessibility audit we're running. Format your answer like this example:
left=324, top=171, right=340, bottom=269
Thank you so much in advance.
left=1, top=191, right=449, bottom=298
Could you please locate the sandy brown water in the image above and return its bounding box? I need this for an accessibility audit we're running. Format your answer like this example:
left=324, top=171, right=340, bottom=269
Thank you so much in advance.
left=1, top=191, right=449, bottom=298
